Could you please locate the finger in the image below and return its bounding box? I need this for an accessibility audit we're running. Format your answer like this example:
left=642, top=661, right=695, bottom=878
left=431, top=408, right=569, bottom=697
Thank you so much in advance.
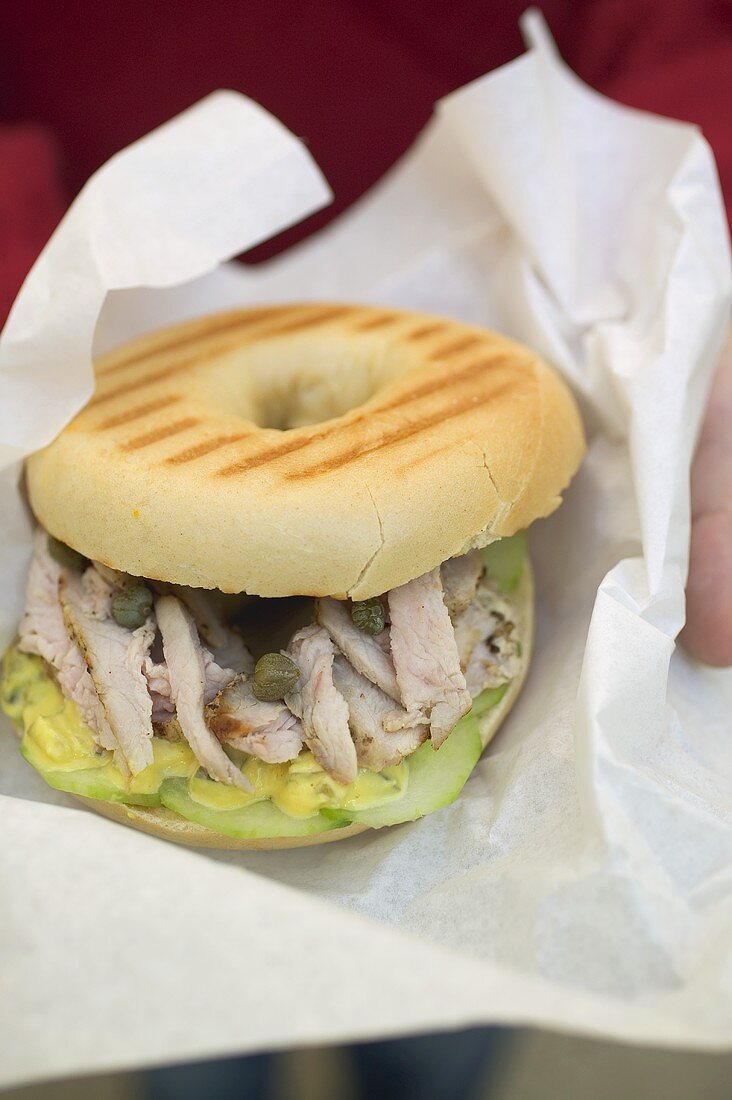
left=683, top=510, right=732, bottom=666
left=681, top=330, right=732, bottom=667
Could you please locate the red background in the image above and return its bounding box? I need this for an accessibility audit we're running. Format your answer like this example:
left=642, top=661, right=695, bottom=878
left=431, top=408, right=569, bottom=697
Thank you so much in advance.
left=1, top=0, right=730, bottom=324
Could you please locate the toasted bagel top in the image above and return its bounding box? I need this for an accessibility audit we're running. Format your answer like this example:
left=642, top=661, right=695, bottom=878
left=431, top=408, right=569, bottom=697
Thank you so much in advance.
left=26, top=303, right=585, bottom=597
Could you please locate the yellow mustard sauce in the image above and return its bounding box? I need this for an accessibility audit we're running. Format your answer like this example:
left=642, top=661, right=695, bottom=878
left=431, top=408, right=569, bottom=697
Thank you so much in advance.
left=1, top=647, right=408, bottom=818
left=188, top=752, right=407, bottom=818
left=1, top=648, right=198, bottom=792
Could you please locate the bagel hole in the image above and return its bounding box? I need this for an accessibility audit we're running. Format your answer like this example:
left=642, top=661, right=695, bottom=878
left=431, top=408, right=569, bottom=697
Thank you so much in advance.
left=199, top=337, right=405, bottom=430
left=248, top=342, right=391, bottom=430
left=255, top=370, right=379, bottom=431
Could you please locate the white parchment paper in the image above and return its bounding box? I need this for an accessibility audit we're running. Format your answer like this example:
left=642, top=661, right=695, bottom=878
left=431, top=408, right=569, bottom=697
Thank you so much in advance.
left=1, top=13, right=731, bottom=1087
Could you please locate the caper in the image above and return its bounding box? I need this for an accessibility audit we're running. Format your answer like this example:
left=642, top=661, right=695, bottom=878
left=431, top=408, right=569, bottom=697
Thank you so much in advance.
left=252, top=652, right=300, bottom=701
left=47, top=534, right=87, bottom=572
left=111, top=584, right=153, bottom=629
left=351, top=597, right=386, bottom=635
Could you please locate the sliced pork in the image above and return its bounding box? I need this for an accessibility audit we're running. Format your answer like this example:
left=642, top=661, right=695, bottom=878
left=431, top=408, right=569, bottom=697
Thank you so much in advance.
left=441, top=551, right=483, bottom=619
left=167, top=585, right=252, bottom=674
left=144, top=655, right=177, bottom=723
left=453, top=581, right=522, bottom=696
left=18, top=532, right=121, bottom=759
left=202, top=651, right=238, bottom=698
left=387, top=568, right=472, bottom=748
left=286, top=625, right=357, bottom=784
left=145, top=647, right=237, bottom=724
left=20, top=523, right=524, bottom=783
left=155, top=595, right=252, bottom=791
left=75, top=571, right=240, bottom=722
left=207, top=675, right=303, bottom=763
left=332, top=656, right=427, bottom=771
left=316, top=597, right=400, bottom=700
left=59, top=568, right=155, bottom=775
left=80, top=564, right=122, bottom=616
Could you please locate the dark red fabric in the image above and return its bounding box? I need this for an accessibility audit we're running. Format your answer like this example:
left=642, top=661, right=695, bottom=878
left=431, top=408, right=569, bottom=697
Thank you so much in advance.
left=0, top=125, right=65, bottom=322
left=0, top=1, right=730, bottom=325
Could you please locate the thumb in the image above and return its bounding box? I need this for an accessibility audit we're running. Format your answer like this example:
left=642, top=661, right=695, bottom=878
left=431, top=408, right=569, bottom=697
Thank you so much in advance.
left=681, top=327, right=732, bottom=667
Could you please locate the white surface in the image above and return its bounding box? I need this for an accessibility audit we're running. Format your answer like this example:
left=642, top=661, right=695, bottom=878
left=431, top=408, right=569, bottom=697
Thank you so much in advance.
left=1, top=12, right=731, bottom=1088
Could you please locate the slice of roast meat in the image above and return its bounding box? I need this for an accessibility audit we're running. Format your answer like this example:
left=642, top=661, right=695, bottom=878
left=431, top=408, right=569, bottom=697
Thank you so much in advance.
left=453, top=581, right=522, bottom=696
left=207, top=676, right=303, bottom=763
left=80, top=564, right=123, bottom=617
left=387, top=567, right=472, bottom=748
left=59, top=568, right=155, bottom=775
left=144, top=655, right=177, bottom=724
left=286, top=625, right=357, bottom=784
left=19, top=532, right=121, bottom=760
left=145, top=647, right=237, bottom=724
left=315, top=597, right=400, bottom=701
left=83, top=565, right=187, bottom=723
left=90, top=570, right=242, bottom=721
left=154, top=595, right=252, bottom=791
left=332, top=656, right=427, bottom=771
left=202, top=650, right=238, bottom=698
left=166, top=585, right=253, bottom=674
left=441, top=550, right=483, bottom=619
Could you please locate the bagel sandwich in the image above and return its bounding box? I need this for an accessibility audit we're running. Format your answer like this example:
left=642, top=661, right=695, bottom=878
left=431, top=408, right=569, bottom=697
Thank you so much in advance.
left=2, top=303, right=584, bottom=849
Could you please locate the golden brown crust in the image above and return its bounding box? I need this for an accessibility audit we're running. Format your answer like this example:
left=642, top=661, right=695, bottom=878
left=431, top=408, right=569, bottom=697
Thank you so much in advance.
left=15, top=560, right=533, bottom=851
left=27, top=304, right=584, bottom=598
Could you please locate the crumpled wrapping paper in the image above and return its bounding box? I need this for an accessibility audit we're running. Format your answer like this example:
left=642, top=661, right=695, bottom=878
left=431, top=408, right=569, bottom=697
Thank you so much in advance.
left=1, top=13, right=731, bottom=1088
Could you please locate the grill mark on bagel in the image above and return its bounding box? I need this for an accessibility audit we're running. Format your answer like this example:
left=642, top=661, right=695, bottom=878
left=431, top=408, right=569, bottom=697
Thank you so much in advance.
left=217, top=431, right=333, bottom=477
left=95, top=306, right=289, bottom=377
left=97, top=394, right=182, bottom=430
left=352, top=311, right=399, bottom=332
left=215, top=354, right=520, bottom=478
left=405, top=322, right=448, bottom=341
left=90, top=364, right=192, bottom=407
left=165, top=432, right=252, bottom=465
left=287, top=380, right=519, bottom=479
left=427, top=335, right=483, bottom=361
left=373, top=353, right=518, bottom=414
left=121, top=418, right=201, bottom=451
left=395, top=440, right=462, bottom=473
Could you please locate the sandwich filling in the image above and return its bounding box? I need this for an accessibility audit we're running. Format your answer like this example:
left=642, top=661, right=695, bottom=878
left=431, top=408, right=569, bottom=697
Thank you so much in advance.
left=4, top=527, right=526, bottom=822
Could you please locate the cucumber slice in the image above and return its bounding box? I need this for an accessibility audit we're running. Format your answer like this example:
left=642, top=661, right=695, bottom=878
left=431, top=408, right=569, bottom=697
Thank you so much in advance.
left=34, top=768, right=162, bottom=806
left=481, top=532, right=526, bottom=592
left=471, top=683, right=508, bottom=718
left=19, top=741, right=162, bottom=806
left=329, top=685, right=507, bottom=830
left=160, top=778, right=351, bottom=839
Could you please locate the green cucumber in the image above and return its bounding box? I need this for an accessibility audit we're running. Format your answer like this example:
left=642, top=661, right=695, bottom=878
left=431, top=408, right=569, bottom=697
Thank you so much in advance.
left=19, top=741, right=162, bottom=806
left=160, top=778, right=351, bottom=839
left=34, top=768, right=162, bottom=806
left=470, top=683, right=508, bottom=718
left=328, top=685, right=507, bottom=830
left=481, top=532, right=526, bottom=592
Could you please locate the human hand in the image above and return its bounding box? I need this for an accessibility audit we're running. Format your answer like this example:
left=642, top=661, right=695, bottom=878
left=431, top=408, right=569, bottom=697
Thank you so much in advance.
left=681, top=328, right=732, bottom=666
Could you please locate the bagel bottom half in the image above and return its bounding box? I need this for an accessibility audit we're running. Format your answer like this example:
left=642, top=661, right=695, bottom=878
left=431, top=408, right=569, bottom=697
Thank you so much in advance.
left=4, top=563, right=533, bottom=851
